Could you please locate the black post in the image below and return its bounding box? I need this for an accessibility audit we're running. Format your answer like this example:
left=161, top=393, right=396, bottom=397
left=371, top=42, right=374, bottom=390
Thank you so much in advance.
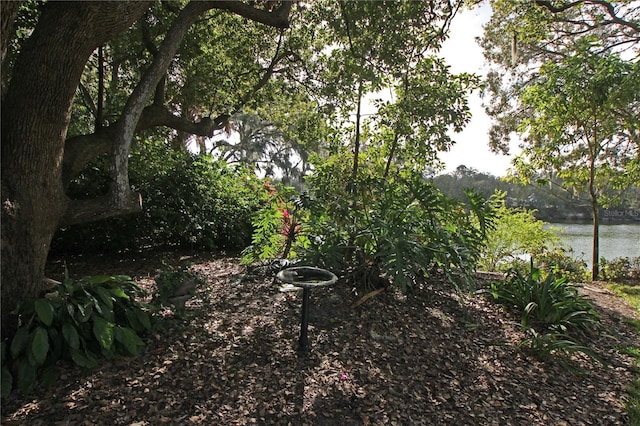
left=298, top=288, right=311, bottom=353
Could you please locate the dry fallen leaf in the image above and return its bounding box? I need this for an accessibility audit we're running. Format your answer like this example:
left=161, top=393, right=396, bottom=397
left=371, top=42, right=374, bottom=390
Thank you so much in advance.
left=1, top=254, right=636, bottom=426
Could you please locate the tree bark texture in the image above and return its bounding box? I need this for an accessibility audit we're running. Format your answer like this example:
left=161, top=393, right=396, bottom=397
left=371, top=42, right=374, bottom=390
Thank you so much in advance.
left=1, top=0, right=23, bottom=98
left=1, top=1, right=151, bottom=333
left=1, top=0, right=293, bottom=335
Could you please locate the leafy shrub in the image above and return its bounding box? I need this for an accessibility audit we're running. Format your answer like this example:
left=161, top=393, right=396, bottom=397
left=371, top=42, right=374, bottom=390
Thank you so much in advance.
left=601, top=256, right=640, bottom=282
left=488, top=268, right=600, bottom=333
left=486, top=268, right=601, bottom=367
left=306, top=154, right=496, bottom=291
left=243, top=150, right=496, bottom=292
left=3, top=275, right=151, bottom=396
left=477, top=191, right=560, bottom=272
left=535, top=248, right=589, bottom=283
left=52, top=139, right=268, bottom=254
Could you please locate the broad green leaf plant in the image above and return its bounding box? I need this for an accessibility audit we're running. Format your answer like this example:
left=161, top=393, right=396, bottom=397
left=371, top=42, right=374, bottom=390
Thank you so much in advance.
left=3, top=275, right=151, bottom=396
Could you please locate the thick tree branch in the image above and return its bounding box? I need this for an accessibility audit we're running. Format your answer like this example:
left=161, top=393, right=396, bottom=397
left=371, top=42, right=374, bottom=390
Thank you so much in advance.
left=207, top=0, right=293, bottom=29
left=136, top=105, right=230, bottom=136
left=61, top=191, right=142, bottom=226
left=63, top=131, right=114, bottom=186
left=63, top=0, right=294, bottom=225
left=535, top=0, right=640, bottom=33
left=62, top=107, right=230, bottom=187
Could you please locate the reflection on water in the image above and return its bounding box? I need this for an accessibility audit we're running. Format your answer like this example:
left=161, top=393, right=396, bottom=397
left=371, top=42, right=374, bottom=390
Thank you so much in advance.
left=549, top=223, right=640, bottom=264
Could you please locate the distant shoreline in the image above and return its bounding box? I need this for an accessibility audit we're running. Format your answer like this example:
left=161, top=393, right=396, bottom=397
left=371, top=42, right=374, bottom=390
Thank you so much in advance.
left=535, top=209, right=640, bottom=225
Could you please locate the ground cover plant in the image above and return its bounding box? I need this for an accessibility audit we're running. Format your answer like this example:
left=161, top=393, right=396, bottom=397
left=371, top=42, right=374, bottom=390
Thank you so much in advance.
left=485, top=267, right=603, bottom=368
left=1, top=275, right=151, bottom=397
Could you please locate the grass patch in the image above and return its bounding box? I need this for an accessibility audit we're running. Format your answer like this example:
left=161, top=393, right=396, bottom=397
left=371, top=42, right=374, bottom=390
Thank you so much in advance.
left=607, top=283, right=640, bottom=313
left=624, top=318, right=640, bottom=335
left=627, top=379, right=640, bottom=425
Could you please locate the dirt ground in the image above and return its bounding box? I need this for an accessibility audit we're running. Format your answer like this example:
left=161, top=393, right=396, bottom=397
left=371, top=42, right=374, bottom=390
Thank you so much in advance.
left=2, top=251, right=639, bottom=425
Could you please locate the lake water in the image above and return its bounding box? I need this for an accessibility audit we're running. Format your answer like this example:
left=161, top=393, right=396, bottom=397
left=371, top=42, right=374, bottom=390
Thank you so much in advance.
left=549, top=223, right=640, bottom=264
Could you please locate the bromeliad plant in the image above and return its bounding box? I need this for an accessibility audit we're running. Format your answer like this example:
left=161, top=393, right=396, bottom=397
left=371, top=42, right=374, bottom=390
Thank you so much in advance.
left=489, top=268, right=600, bottom=333
left=2, top=275, right=151, bottom=396
left=240, top=181, right=307, bottom=266
left=487, top=267, right=602, bottom=367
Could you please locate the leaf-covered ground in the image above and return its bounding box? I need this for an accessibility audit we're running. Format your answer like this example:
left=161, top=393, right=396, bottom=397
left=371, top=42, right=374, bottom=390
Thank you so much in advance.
left=2, top=251, right=639, bottom=425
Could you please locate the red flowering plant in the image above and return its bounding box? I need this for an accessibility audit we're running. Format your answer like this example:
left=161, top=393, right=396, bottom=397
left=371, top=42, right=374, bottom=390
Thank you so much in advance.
left=281, top=209, right=302, bottom=259
left=240, top=181, right=307, bottom=265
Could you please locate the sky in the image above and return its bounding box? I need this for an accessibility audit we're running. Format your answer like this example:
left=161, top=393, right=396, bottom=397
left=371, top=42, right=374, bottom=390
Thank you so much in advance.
left=438, top=2, right=518, bottom=177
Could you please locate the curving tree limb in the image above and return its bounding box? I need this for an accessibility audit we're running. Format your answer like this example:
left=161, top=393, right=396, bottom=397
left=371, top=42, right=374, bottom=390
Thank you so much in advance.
left=535, top=0, right=640, bottom=33
left=61, top=0, right=294, bottom=225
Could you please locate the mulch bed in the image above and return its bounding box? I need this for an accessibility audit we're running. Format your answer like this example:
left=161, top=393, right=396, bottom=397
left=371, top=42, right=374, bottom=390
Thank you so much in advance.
left=2, top=251, right=638, bottom=425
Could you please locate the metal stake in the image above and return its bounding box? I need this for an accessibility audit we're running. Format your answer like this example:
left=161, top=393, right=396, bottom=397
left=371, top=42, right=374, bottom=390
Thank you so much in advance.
left=298, top=288, right=311, bottom=353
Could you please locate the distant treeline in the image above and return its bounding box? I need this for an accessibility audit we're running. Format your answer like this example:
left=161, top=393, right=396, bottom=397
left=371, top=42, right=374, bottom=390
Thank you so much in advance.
left=431, top=165, right=640, bottom=223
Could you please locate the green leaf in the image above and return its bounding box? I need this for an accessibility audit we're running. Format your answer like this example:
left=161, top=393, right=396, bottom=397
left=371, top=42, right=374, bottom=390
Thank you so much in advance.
left=34, top=298, right=54, bottom=327
left=92, top=317, right=114, bottom=350
left=135, top=310, right=152, bottom=331
left=69, top=347, right=98, bottom=369
left=30, top=327, right=49, bottom=365
left=17, top=361, right=36, bottom=394
left=1, top=366, right=13, bottom=398
left=84, top=275, right=115, bottom=284
left=93, top=286, right=114, bottom=309
left=62, top=323, right=80, bottom=349
left=40, top=365, right=60, bottom=388
left=114, top=326, right=143, bottom=355
left=108, top=287, right=129, bottom=299
left=10, top=327, right=30, bottom=359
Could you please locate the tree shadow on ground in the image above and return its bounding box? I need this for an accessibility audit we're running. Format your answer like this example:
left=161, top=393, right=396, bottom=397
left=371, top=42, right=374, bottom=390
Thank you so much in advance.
left=2, top=253, right=637, bottom=425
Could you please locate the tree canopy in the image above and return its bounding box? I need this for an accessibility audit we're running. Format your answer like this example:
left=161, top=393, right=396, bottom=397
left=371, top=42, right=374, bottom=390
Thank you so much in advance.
left=1, top=0, right=484, bottom=332
left=480, top=0, right=640, bottom=279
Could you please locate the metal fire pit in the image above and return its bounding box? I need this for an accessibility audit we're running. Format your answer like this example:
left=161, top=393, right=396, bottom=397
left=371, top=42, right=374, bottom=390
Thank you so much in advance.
left=276, top=266, right=338, bottom=353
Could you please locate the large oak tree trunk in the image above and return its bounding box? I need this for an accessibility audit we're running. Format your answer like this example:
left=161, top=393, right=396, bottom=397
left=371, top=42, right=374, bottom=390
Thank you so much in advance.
left=1, top=1, right=150, bottom=335
left=1, top=0, right=292, bottom=338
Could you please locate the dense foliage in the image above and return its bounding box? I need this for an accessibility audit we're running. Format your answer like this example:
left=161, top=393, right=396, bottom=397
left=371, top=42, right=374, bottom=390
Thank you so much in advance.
left=2, top=275, right=151, bottom=396
left=601, top=256, right=640, bottom=282
left=242, top=150, right=496, bottom=292
left=52, top=140, right=268, bottom=254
